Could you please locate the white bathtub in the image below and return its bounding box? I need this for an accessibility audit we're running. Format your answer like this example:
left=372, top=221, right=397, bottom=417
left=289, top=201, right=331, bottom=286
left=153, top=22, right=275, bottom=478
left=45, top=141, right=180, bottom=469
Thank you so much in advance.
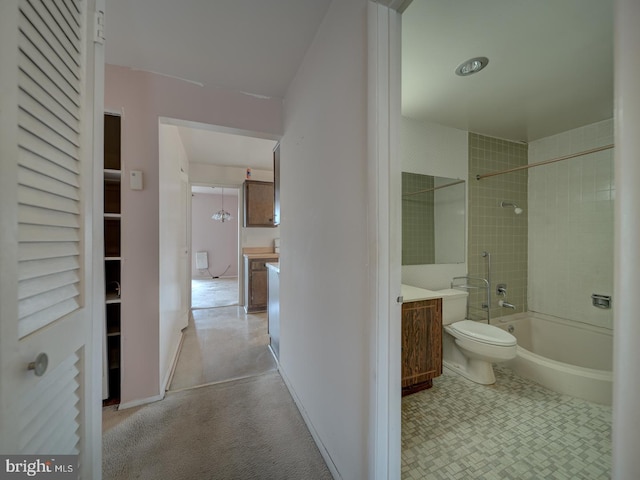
left=493, top=311, right=613, bottom=405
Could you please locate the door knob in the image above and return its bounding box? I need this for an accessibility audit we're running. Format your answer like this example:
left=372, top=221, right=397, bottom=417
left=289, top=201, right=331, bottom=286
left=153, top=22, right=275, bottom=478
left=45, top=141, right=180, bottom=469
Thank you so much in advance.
left=28, top=353, right=48, bottom=377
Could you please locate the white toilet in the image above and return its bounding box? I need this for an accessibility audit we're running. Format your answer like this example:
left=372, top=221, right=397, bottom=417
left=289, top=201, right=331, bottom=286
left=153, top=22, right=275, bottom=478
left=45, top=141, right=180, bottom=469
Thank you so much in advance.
left=438, top=289, right=517, bottom=385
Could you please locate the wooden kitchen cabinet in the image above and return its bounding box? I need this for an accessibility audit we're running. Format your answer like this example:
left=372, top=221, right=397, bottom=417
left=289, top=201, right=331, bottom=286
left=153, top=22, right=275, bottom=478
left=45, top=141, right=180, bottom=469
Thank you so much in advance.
left=244, top=257, right=270, bottom=312
left=401, top=298, right=442, bottom=396
left=244, top=180, right=275, bottom=227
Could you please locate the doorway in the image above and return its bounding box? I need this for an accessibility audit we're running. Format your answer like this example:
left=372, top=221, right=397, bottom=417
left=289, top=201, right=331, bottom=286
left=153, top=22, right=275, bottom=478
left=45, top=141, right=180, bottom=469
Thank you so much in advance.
left=191, top=185, right=240, bottom=309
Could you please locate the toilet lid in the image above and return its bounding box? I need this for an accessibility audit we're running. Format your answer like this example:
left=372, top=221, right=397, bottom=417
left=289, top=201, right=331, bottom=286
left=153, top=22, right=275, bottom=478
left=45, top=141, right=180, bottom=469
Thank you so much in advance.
left=448, top=320, right=516, bottom=346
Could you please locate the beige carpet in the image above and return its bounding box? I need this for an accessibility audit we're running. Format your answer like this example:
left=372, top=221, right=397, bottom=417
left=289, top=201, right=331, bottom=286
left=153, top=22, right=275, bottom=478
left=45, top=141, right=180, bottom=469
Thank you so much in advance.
left=192, top=277, right=239, bottom=309
left=103, top=372, right=333, bottom=480
left=102, top=288, right=327, bottom=479
left=169, top=306, right=276, bottom=391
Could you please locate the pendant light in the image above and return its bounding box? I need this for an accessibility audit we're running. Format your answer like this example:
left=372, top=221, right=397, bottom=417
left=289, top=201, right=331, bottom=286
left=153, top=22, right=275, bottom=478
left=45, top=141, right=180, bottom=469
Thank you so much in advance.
left=212, top=187, right=232, bottom=222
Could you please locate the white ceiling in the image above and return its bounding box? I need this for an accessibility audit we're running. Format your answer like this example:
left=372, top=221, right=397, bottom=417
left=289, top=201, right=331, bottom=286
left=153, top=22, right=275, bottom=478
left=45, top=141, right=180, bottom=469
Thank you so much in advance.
left=104, top=0, right=332, bottom=99
left=105, top=0, right=613, bottom=163
left=402, top=0, right=613, bottom=142
left=192, top=186, right=238, bottom=196
left=176, top=126, right=277, bottom=170
left=104, top=0, right=328, bottom=170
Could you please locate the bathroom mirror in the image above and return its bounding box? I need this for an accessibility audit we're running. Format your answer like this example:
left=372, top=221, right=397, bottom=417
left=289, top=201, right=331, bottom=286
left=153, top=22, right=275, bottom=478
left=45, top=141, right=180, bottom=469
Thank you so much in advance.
left=402, top=172, right=465, bottom=265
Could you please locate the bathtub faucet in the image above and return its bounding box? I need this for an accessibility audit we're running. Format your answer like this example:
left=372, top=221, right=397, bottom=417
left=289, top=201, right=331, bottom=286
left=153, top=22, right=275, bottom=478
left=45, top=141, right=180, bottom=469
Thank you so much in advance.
left=498, top=300, right=516, bottom=309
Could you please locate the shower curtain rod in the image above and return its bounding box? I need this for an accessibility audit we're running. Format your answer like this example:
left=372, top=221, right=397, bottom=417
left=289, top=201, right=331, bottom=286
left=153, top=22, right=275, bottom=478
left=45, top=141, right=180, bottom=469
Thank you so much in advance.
left=403, top=179, right=465, bottom=197
left=475, top=144, right=614, bottom=181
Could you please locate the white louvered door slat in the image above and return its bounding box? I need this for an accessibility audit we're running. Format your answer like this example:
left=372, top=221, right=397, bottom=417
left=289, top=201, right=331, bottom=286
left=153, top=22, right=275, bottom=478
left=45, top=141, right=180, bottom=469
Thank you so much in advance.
left=18, top=110, right=80, bottom=160
left=19, top=353, right=81, bottom=454
left=18, top=185, right=80, bottom=215
left=19, top=70, right=80, bottom=130
left=19, top=148, right=80, bottom=186
left=18, top=57, right=81, bottom=121
left=19, top=256, right=80, bottom=280
left=20, top=0, right=81, bottom=74
left=18, top=299, right=81, bottom=339
left=19, top=223, right=80, bottom=243
left=0, top=0, right=103, bottom=476
left=19, top=168, right=80, bottom=202
left=19, top=204, right=80, bottom=228
left=19, top=241, right=79, bottom=261
left=19, top=92, right=80, bottom=146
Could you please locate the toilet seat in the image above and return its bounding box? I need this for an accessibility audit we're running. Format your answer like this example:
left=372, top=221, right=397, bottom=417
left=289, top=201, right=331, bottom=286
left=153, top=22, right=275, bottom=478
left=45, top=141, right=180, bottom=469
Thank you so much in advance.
left=447, top=320, right=516, bottom=347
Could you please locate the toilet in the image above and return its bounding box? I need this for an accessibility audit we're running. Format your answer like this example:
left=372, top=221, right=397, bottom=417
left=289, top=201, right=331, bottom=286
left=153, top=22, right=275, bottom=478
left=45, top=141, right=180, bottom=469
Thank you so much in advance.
left=437, top=289, right=517, bottom=385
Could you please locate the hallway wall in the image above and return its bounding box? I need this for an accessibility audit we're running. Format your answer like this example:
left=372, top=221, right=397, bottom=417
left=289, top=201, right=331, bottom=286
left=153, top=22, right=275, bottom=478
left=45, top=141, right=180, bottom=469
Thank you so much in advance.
left=280, top=0, right=370, bottom=477
left=105, top=65, right=282, bottom=406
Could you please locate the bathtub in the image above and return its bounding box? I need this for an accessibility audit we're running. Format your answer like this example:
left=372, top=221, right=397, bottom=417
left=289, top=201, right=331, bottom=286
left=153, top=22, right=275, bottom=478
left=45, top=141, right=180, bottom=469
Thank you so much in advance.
left=493, top=311, right=613, bottom=405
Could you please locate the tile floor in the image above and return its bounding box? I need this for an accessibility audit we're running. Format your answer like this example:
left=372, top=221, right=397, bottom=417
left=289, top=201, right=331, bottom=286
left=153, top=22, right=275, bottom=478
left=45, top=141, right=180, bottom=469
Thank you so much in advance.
left=402, top=366, right=611, bottom=480
left=191, top=276, right=239, bottom=309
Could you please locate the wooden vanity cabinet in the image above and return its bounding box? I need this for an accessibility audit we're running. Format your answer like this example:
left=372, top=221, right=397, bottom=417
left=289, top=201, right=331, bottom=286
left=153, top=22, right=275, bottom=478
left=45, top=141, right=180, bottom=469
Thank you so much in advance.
left=401, top=298, right=442, bottom=396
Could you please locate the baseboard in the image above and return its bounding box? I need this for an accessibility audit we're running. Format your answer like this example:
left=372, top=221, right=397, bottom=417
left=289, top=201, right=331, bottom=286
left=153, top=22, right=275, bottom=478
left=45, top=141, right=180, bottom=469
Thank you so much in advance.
left=278, top=365, right=342, bottom=480
left=117, top=392, right=165, bottom=410
left=162, top=327, right=186, bottom=393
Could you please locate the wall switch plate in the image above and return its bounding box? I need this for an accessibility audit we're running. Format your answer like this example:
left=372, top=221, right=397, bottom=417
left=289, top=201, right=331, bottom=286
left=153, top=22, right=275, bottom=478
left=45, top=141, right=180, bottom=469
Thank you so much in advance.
left=130, top=170, right=143, bottom=190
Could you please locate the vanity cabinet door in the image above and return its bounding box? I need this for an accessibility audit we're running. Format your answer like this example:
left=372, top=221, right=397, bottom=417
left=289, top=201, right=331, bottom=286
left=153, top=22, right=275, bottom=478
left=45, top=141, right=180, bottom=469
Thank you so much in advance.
left=401, top=299, right=442, bottom=395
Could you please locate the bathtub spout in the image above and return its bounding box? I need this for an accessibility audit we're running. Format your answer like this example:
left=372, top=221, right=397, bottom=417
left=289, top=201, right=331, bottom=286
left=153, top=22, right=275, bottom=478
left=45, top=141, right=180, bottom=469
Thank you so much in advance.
left=498, top=300, right=516, bottom=309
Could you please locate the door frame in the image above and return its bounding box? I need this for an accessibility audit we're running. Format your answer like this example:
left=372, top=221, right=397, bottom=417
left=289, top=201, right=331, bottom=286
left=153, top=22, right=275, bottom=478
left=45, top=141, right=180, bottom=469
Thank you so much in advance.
left=188, top=182, right=242, bottom=308
left=368, top=2, right=403, bottom=478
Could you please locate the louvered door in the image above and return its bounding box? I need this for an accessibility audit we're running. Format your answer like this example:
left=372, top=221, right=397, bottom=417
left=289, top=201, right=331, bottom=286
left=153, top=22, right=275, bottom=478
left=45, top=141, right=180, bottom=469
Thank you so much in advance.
left=0, top=0, right=103, bottom=477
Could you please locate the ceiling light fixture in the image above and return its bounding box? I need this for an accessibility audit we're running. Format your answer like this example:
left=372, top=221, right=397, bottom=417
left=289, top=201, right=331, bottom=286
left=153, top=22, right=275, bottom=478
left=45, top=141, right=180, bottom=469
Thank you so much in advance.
left=212, top=187, right=232, bottom=222
left=455, top=57, right=489, bottom=76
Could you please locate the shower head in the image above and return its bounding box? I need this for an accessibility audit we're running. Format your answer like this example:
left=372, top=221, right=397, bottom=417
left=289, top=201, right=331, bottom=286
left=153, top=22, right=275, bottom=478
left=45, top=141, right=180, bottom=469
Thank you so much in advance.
left=500, top=201, right=523, bottom=215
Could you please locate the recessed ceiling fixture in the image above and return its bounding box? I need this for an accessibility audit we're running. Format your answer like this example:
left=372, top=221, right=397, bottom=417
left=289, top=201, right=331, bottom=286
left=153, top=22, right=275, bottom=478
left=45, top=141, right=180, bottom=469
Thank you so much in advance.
left=455, top=57, right=489, bottom=76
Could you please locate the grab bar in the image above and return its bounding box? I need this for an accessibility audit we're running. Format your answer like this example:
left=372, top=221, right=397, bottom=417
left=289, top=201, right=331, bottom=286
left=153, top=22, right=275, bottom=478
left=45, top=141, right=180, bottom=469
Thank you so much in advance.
left=451, top=274, right=491, bottom=324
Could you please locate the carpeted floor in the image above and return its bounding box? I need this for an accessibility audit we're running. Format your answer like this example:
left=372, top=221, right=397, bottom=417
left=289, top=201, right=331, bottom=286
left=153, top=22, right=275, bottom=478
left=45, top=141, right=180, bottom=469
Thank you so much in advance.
left=103, top=372, right=333, bottom=480
left=168, top=306, right=276, bottom=391
left=103, top=284, right=330, bottom=479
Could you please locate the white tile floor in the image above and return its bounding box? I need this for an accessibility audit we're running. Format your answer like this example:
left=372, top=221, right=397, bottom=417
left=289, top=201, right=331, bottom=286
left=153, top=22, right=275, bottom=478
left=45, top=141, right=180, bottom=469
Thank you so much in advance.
left=402, top=366, right=611, bottom=479
left=191, top=277, right=239, bottom=309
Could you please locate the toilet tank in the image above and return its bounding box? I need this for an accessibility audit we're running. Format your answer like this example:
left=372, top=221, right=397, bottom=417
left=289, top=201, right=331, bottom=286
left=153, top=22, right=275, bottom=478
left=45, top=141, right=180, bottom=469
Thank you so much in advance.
left=437, top=289, right=469, bottom=325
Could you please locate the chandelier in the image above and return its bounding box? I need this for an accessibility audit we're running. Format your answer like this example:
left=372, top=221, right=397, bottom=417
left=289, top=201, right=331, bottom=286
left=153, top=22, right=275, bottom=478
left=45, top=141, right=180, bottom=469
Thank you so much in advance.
left=212, top=187, right=232, bottom=222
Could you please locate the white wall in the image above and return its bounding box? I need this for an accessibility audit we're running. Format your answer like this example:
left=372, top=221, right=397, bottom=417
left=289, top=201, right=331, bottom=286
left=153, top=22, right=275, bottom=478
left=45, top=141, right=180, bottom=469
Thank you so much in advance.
left=528, top=119, right=614, bottom=329
left=191, top=192, right=239, bottom=278
left=401, top=117, right=468, bottom=290
left=158, top=124, right=190, bottom=394
left=279, top=0, right=370, bottom=477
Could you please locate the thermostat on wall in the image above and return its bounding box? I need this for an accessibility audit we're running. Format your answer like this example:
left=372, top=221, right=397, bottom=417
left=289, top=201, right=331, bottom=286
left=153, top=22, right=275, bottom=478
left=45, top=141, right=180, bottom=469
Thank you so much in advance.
left=130, top=170, right=143, bottom=190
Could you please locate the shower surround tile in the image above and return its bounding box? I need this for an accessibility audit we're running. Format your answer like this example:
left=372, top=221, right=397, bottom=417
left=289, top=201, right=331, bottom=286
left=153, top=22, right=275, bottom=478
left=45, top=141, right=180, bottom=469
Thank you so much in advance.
left=402, top=367, right=611, bottom=479
left=468, top=134, right=528, bottom=319
left=528, top=119, right=614, bottom=330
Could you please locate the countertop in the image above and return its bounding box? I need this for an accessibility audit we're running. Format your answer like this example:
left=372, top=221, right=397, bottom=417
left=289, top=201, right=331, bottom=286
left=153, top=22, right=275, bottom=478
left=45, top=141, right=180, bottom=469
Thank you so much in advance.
left=401, top=285, right=468, bottom=303
left=401, top=284, right=443, bottom=303
left=243, top=253, right=280, bottom=259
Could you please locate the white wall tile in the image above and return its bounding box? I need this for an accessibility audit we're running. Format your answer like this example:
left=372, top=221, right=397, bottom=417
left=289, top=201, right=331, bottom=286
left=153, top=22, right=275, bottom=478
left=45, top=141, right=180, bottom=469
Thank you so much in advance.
left=528, top=119, right=614, bottom=329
